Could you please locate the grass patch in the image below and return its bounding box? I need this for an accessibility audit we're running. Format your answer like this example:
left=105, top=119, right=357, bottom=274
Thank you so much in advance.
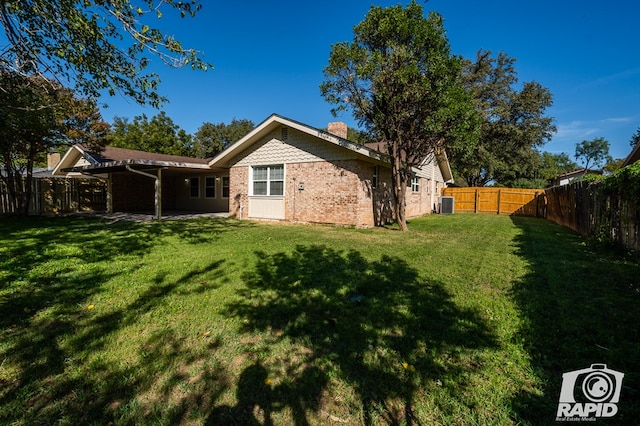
left=0, top=214, right=638, bottom=425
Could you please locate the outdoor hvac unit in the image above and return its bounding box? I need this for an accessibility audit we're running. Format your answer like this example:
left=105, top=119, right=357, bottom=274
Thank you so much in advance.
left=439, top=196, right=454, bottom=214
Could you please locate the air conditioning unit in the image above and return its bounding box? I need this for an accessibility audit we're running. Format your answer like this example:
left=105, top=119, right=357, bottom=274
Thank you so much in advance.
left=439, top=196, right=454, bottom=214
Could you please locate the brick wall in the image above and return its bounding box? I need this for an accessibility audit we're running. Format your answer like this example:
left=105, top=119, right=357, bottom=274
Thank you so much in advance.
left=226, top=126, right=443, bottom=226
left=229, top=166, right=249, bottom=219
left=285, top=160, right=372, bottom=226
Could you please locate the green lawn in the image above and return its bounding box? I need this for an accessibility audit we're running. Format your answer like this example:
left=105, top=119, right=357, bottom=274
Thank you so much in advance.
left=0, top=214, right=638, bottom=425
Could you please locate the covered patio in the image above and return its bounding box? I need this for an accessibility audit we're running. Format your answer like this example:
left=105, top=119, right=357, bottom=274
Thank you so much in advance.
left=53, top=145, right=230, bottom=220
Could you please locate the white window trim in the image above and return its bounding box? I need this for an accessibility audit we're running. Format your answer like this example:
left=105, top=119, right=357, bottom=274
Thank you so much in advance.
left=250, top=164, right=285, bottom=197
left=372, top=166, right=379, bottom=189
left=222, top=176, right=230, bottom=199
left=411, top=175, right=420, bottom=193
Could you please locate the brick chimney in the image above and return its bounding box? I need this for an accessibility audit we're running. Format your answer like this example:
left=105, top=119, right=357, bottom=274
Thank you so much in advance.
left=328, top=122, right=348, bottom=139
left=47, top=152, right=61, bottom=170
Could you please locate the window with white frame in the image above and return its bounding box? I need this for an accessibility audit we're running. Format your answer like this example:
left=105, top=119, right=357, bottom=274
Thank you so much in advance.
left=411, top=175, right=420, bottom=192
left=222, top=176, right=230, bottom=198
left=372, top=166, right=379, bottom=189
left=205, top=177, right=216, bottom=198
left=252, top=165, right=284, bottom=196
left=190, top=177, right=200, bottom=198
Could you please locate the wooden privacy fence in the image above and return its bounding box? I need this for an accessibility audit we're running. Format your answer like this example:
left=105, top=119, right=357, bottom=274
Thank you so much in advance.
left=0, top=177, right=107, bottom=216
left=440, top=187, right=545, bottom=217
left=546, top=180, right=639, bottom=251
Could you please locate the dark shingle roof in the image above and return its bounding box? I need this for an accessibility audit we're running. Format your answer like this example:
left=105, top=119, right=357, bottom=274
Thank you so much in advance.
left=85, top=146, right=209, bottom=165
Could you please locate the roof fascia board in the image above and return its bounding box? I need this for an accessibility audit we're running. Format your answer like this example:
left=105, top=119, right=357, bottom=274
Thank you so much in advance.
left=52, top=144, right=87, bottom=176
left=622, top=143, right=640, bottom=167
left=435, top=150, right=454, bottom=183
left=62, top=159, right=211, bottom=173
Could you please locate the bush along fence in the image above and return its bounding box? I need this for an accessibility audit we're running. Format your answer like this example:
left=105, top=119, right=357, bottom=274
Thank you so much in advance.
left=440, top=187, right=546, bottom=217
left=545, top=165, right=640, bottom=252
left=0, top=177, right=107, bottom=216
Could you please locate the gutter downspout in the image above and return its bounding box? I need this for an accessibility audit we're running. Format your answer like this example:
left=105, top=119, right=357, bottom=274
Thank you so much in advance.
left=125, top=165, right=162, bottom=220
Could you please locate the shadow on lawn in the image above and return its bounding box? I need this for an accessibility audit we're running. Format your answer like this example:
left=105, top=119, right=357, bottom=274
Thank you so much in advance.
left=0, top=216, right=244, bottom=424
left=509, top=216, right=640, bottom=425
left=221, top=244, right=497, bottom=425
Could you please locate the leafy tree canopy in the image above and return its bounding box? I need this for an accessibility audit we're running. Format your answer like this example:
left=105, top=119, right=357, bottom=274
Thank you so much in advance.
left=575, top=137, right=610, bottom=170
left=192, top=118, right=254, bottom=158
left=108, top=111, right=192, bottom=156
left=630, top=127, right=640, bottom=148
left=537, top=151, right=577, bottom=185
left=0, top=0, right=211, bottom=107
left=603, top=157, right=625, bottom=174
left=321, top=1, right=479, bottom=230
left=0, top=70, right=108, bottom=215
left=451, top=50, right=556, bottom=187
left=345, top=127, right=374, bottom=145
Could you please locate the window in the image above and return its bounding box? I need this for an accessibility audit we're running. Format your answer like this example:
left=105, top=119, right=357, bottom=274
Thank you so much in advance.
left=205, top=177, right=216, bottom=198
left=372, top=166, right=379, bottom=189
left=411, top=175, right=420, bottom=193
left=190, top=177, right=200, bottom=198
left=252, top=165, right=284, bottom=196
left=222, top=176, right=230, bottom=198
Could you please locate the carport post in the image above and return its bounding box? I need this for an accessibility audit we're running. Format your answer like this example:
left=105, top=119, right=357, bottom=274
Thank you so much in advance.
left=125, top=165, right=162, bottom=220
left=156, top=168, right=162, bottom=220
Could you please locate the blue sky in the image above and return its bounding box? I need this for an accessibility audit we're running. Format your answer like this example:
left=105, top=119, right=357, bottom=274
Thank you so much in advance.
left=99, top=0, right=640, bottom=162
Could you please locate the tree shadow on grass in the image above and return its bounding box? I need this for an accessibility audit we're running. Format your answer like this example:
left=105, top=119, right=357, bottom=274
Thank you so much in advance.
left=222, top=244, right=497, bottom=425
left=0, top=216, right=241, bottom=424
left=508, top=216, right=640, bottom=425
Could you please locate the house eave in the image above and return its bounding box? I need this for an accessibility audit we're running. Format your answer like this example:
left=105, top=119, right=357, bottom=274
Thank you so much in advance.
left=62, top=159, right=212, bottom=174
left=622, top=143, right=640, bottom=167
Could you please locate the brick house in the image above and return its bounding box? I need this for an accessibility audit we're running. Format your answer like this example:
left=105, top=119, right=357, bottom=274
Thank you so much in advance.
left=54, top=114, right=454, bottom=226
left=208, top=114, right=453, bottom=227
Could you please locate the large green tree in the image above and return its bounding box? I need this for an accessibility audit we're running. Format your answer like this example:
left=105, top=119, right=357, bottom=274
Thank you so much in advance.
left=452, top=50, right=556, bottom=187
left=192, top=118, right=254, bottom=158
left=537, top=151, right=577, bottom=186
left=108, top=112, right=192, bottom=156
left=0, top=71, right=108, bottom=215
left=321, top=1, right=479, bottom=231
left=575, top=137, right=610, bottom=170
left=0, top=0, right=210, bottom=107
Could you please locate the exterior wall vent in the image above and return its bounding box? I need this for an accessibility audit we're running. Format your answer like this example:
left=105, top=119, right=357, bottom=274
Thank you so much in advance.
left=281, top=127, right=289, bottom=142
left=439, top=196, right=454, bottom=214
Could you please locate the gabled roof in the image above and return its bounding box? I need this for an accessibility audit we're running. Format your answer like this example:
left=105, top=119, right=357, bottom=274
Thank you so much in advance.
left=208, top=113, right=454, bottom=182
left=53, top=145, right=210, bottom=176
left=208, top=113, right=386, bottom=168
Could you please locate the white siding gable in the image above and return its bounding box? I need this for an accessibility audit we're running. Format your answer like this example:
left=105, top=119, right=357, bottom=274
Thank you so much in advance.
left=232, top=128, right=359, bottom=167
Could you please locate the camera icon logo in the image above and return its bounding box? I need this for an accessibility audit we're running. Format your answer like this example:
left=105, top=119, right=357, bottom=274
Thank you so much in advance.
left=557, top=364, right=624, bottom=420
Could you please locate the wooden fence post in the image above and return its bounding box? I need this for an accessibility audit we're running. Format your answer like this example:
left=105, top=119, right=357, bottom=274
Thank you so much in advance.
left=475, top=189, right=479, bottom=214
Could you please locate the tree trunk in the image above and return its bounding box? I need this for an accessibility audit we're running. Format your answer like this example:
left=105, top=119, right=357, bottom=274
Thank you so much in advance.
left=390, top=141, right=409, bottom=231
